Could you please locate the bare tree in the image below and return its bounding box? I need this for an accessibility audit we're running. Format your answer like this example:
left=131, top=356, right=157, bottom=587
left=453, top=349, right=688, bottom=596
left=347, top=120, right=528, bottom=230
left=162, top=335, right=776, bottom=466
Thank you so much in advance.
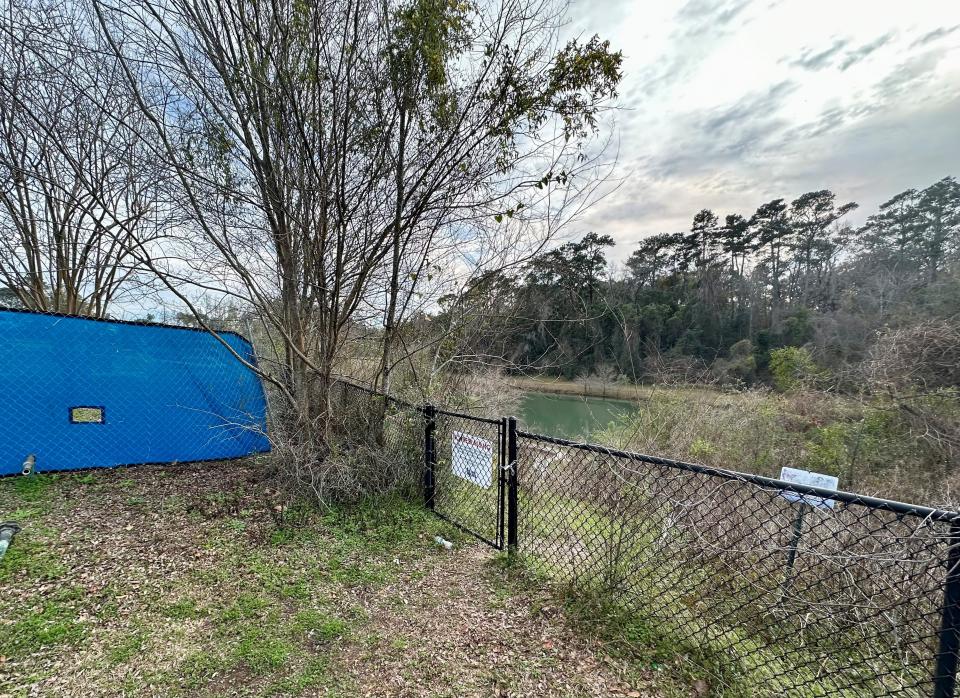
left=90, top=0, right=622, bottom=441
left=0, top=0, right=164, bottom=316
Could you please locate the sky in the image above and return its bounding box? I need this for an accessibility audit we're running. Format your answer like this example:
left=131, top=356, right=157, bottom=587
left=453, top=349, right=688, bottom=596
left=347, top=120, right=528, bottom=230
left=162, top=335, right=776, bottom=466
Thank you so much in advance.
left=566, top=0, right=960, bottom=261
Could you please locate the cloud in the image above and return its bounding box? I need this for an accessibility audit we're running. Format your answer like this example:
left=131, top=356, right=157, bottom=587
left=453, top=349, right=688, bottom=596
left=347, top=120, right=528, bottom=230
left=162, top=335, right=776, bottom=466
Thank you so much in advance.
left=648, top=81, right=797, bottom=178
left=563, top=0, right=960, bottom=258
left=772, top=97, right=960, bottom=215
left=784, top=33, right=893, bottom=73
left=699, top=81, right=796, bottom=137
left=630, top=0, right=753, bottom=100
left=871, top=49, right=948, bottom=105
left=839, top=33, right=894, bottom=70
left=787, top=39, right=849, bottom=71
left=785, top=106, right=849, bottom=140
left=677, top=0, right=751, bottom=34
left=581, top=190, right=675, bottom=233
left=910, top=25, right=959, bottom=49
left=785, top=47, right=952, bottom=142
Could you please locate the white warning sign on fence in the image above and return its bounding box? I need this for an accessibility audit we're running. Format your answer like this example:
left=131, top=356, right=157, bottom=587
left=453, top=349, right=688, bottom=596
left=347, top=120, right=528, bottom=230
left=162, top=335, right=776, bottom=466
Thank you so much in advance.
left=779, top=467, right=839, bottom=509
left=451, top=431, right=494, bottom=489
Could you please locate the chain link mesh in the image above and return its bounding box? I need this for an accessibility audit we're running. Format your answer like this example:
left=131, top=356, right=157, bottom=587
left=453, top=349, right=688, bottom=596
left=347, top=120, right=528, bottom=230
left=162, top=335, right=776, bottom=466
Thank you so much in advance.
left=516, top=431, right=956, bottom=696
left=432, top=410, right=504, bottom=548
left=328, top=380, right=424, bottom=497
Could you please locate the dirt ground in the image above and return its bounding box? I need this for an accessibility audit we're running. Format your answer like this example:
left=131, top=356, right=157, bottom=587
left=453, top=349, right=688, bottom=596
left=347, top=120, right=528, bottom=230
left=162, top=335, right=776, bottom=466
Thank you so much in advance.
left=0, top=460, right=663, bottom=697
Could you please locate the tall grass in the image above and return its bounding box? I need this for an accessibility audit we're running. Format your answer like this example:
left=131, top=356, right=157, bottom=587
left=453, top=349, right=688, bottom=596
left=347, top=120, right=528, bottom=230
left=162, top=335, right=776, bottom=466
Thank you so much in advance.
left=590, top=387, right=956, bottom=508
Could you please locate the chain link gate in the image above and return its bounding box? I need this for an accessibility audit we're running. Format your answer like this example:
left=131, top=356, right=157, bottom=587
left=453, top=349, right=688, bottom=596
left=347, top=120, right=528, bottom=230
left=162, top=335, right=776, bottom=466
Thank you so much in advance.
left=423, top=406, right=517, bottom=550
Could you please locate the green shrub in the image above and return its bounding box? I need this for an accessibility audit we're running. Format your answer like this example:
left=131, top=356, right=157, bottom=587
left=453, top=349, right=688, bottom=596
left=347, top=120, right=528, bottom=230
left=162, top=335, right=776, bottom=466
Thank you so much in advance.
left=769, top=347, right=821, bottom=392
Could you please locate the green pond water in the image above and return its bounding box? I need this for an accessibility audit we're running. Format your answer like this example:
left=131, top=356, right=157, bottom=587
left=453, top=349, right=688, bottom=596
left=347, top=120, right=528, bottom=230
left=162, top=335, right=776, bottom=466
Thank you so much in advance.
left=517, top=391, right=637, bottom=441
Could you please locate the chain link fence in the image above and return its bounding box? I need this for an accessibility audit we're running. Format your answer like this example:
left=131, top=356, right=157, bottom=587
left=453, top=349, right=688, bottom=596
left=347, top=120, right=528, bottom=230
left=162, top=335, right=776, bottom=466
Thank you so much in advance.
left=326, top=382, right=960, bottom=697
left=10, top=309, right=952, bottom=695
left=516, top=431, right=958, bottom=697
left=324, top=380, right=424, bottom=499
left=429, top=408, right=505, bottom=549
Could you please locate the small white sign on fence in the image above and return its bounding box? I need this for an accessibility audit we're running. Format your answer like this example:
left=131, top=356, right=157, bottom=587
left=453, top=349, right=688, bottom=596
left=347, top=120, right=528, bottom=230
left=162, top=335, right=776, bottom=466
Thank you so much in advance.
left=451, top=431, right=493, bottom=489
left=779, top=467, right=839, bottom=509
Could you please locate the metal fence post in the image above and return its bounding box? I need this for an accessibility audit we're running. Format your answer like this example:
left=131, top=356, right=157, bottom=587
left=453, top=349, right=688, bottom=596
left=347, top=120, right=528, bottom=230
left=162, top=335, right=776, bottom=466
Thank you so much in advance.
left=507, top=415, right=519, bottom=555
left=498, top=417, right=507, bottom=549
left=935, top=521, right=960, bottom=698
left=777, top=502, right=807, bottom=603
left=423, top=404, right=436, bottom=511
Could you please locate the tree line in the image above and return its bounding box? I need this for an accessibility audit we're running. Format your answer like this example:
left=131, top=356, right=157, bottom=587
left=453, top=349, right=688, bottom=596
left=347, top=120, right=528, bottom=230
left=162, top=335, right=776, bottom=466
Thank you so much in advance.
left=441, top=176, right=960, bottom=386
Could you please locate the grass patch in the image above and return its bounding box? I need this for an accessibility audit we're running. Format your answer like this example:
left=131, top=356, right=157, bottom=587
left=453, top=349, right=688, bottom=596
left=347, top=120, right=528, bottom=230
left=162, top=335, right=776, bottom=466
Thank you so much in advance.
left=0, top=536, right=65, bottom=582
left=234, top=626, right=295, bottom=674
left=218, top=593, right=270, bottom=623
left=561, top=592, right=743, bottom=697
left=325, top=493, right=455, bottom=549
left=0, top=594, right=86, bottom=658
left=265, top=656, right=332, bottom=696
left=490, top=551, right=736, bottom=696
left=5, top=505, right=50, bottom=522
left=292, top=608, right=348, bottom=642
left=163, top=597, right=204, bottom=620
left=107, top=627, right=148, bottom=665
left=179, top=649, right=232, bottom=690
left=8, top=474, right=56, bottom=502
left=224, top=517, right=247, bottom=534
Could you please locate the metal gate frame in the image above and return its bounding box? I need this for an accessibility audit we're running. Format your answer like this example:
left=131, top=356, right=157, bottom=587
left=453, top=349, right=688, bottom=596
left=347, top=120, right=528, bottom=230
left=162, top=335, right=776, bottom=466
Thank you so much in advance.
left=422, top=406, right=517, bottom=551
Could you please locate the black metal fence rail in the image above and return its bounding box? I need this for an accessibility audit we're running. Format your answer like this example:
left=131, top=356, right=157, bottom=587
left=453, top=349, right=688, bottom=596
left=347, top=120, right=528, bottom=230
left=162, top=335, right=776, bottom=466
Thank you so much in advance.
left=331, top=381, right=960, bottom=697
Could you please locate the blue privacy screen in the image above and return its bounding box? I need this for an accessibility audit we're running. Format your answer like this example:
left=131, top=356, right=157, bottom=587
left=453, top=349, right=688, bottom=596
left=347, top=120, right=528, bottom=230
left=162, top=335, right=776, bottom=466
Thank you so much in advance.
left=0, top=309, right=271, bottom=475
